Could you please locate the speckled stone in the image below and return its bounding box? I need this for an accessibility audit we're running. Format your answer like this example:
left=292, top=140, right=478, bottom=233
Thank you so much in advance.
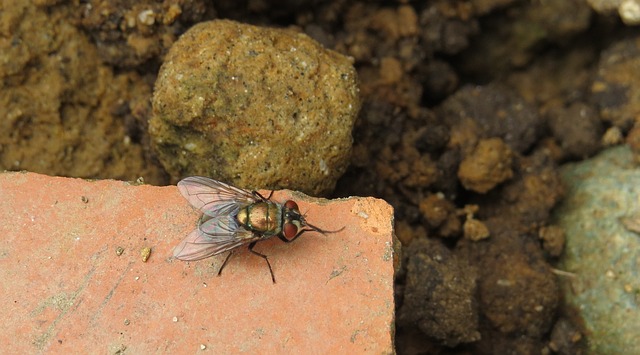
left=150, top=20, right=360, bottom=195
left=554, top=145, right=640, bottom=354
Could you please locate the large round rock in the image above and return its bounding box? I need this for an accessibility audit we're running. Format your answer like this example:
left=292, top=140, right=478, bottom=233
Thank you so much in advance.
left=150, top=20, right=360, bottom=195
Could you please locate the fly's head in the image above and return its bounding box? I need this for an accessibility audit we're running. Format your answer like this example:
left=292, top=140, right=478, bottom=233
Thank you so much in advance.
left=282, top=200, right=305, bottom=239
left=281, top=200, right=344, bottom=240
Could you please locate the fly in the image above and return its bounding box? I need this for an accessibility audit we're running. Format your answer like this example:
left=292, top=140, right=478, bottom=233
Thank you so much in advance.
left=173, top=176, right=343, bottom=283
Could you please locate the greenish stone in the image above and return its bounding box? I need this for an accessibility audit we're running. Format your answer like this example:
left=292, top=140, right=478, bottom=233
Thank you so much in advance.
left=555, top=145, right=640, bottom=354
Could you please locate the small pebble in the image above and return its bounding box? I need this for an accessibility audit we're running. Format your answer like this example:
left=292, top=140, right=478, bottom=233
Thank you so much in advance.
left=141, top=247, right=151, bottom=262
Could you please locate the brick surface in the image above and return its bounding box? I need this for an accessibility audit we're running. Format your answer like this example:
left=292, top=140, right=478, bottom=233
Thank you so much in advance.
left=0, top=172, right=395, bottom=353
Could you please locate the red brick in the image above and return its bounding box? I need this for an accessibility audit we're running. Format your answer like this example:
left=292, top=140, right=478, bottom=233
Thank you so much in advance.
left=0, top=172, right=395, bottom=353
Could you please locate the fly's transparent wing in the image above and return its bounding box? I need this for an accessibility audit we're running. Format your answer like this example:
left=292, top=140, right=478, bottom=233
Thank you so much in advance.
left=173, top=214, right=258, bottom=261
left=177, top=176, right=257, bottom=218
left=172, top=230, right=251, bottom=261
left=198, top=214, right=239, bottom=240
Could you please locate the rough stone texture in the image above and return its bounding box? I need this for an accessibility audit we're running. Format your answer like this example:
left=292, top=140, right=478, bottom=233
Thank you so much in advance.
left=0, top=172, right=394, bottom=353
left=398, top=238, right=480, bottom=347
left=456, top=0, right=591, bottom=76
left=78, top=0, right=208, bottom=67
left=476, top=152, right=565, bottom=229
left=459, top=218, right=559, bottom=353
left=150, top=19, right=360, bottom=195
left=591, top=36, right=640, bottom=129
left=554, top=145, right=640, bottom=354
left=458, top=138, right=514, bottom=194
left=418, top=193, right=461, bottom=237
left=0, top=2, right=164, bottom=183
left=546, top=102, right=603, bottom=160
left=439, top=84, right=541, bottom=154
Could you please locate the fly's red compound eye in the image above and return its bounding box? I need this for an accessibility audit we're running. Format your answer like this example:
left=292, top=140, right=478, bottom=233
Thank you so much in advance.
left=284, top=200, right=298, bottom=211
left=283, top=222, right=298, bottom=239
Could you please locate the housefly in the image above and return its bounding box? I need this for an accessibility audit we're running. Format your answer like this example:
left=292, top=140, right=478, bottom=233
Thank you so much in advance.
left=174, top=176, right=342, bottom=283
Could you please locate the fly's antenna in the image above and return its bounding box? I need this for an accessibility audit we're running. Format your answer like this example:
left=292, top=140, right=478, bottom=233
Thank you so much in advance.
left=300, top=209, right=345, bottom=235
left=303, top=222, right=345, bottom=235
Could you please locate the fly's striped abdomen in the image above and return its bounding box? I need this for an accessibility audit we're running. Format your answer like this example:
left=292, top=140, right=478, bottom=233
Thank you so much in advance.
left=236, top=202, right=282, bottom=235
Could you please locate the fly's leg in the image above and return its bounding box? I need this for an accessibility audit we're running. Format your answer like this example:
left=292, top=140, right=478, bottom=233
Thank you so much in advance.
left=248, top=241, right=276, bottom=284
left=217, top=251, right=234, bottom=277
left=252, top=189, right=275, bottom=201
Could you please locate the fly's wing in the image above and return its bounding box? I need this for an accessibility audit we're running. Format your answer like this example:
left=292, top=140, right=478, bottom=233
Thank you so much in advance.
left=177, top=176, right=257, bottom=218
left=173, top=214, right=259, bottom=261
left=172, top=230, right=251, bottom=261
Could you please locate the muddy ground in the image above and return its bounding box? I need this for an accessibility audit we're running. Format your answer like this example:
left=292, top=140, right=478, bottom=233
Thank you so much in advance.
left=2, top=0, right=636, bottom=353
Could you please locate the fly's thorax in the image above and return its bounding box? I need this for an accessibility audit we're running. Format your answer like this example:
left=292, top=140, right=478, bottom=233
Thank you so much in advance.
left=236, top=201, right=282, bottom=234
